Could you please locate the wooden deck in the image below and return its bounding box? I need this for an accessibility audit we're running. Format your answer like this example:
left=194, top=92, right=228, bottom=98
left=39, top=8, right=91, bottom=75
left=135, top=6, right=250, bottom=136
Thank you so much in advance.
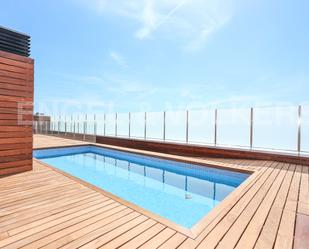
left=0, top=134, right=308, bottom=249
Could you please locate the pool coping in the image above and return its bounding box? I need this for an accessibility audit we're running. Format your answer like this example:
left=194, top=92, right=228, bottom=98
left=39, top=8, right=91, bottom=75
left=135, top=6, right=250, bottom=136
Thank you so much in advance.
left=34, top=143, right=257, bottom=239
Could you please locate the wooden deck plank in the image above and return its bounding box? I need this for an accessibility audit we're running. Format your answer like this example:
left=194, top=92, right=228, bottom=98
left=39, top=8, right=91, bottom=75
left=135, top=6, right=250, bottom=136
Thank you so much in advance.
left=0, top=188, right=97, bottom=222
left=273, top=165, right=302, bottom=249
left=139, top=227, right=177, bottom=249
left=8, top=199, right=114, bottom=236
left=0, top=191, right=100, bottom=233
left=97, top=219, right=157, bottom=249
left=158, top=232, right=187, bottom=249
left=253, top=165, right=296, bottom=249
left=40, top=208, right=133, bottom=249
left=0, top=182, right=81, bottom=210
left=298, top=166, right=309, bottom=216
left=23, top=205, right=128, bottom=249
left=60, top=212, right=143, bottom=249
left=0, top=200, right=118, bottom=248
left=229, top=163, right=291, bottom=249
left=0, top=179, right=74, bottom=203
left=0, top=185, right=93, bottom=217
left=118, top=223, right=166, bottom=249
left=77, top=215, right=149, bottom=249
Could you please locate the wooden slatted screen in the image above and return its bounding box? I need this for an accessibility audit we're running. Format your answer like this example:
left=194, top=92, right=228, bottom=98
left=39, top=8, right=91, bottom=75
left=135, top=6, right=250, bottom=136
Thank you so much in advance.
left=0, top=50, right=34, bottom=176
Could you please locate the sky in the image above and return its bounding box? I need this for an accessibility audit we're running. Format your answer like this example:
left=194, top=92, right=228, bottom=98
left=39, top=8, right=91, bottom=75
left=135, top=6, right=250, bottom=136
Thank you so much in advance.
left=1, top=0, right=308, bottom=115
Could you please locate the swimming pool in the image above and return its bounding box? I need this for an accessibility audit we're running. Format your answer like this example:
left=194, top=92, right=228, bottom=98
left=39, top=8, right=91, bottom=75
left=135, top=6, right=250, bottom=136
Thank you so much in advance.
left=34, top=145, right=249, bottom=229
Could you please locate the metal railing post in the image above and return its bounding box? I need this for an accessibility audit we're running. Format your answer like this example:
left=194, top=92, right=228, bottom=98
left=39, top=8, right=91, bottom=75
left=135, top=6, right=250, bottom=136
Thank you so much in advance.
left=163, top=111, right=166, bottom=141
left=94, top=114, right=97, bottom=136
left=115, top=113, right=118, bottom=137
left=214, top=109, right=218, bottom=146
left=50, top=118, right=55, bottom=135
left=49, top=118, right=51, bottom=135
left=73, top=116, right=76, bottom=138
left=250, top=107, right=254, bottom=149
left=186, top=110, right=189, bottom=143
left=83, top=114, right=87, bottom=141
left=144, top=112, right=147, bottom=140
left=129, top=112, right=131, bottom=138
left=298, top=105, right=302, bottom=154
left=53, top=117, right=55, bottom=134
left=70, top=115, right=73, bottom=136
left=104, top=113, right=106, bottom=136
left=64, top=116, right=67, bottom=136
left=58, top=115, right=60, bottom=135
left=77, top=115, right=80, bottom=134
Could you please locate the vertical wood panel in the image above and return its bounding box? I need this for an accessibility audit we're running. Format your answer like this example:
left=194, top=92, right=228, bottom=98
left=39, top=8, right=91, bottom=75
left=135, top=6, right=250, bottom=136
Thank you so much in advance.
left=0, top=50, right=33, bottom=176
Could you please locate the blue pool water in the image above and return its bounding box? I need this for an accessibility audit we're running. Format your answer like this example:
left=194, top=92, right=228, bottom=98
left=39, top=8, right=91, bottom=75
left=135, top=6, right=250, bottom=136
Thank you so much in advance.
left=34, top=146, right=249, bottom=228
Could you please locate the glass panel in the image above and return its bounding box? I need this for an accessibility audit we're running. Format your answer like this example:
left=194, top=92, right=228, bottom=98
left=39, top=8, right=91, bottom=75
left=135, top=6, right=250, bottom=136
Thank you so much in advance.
left=302, top=105, right=309, bottom=152
left=76, top=115, right=85, bottom=134
left=96, top=114, right=105, bottom=136
left=54, top=117, right=58, bottom=132
left=65, top=116, right=69, bottom=133
left=62, top=116, right=67, bottom=133
left=147, top=111, right=164, bottom=140
left=64, top=116, right=68, bottom=133
left=70, top=115, right=76, bottom=134
left=131, top=112, right=145, bottom=138
left=166, top=111, right=186, bottom=142
left=117, top=113, right=129, bottom=137
left=253, top=106, right=298, bottom=151
left=59, top=116, right=65, bottom=132
left=40, top=120, right=45, bottom=134
left=50, top=116, right=56, bottom=132
left=71, top=115, right=77, bottom=133
left=217, top=108, right=250, bottom=147
left=188, top=109, right=215, bottom=144
left=74, top=115, right=80, bottom=134
left=105, top=113, right=116, bottom=136
left=85, top=115, right=95, bottom=135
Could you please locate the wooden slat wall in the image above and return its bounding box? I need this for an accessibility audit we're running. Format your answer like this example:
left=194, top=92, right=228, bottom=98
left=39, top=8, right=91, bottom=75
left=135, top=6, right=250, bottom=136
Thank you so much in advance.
left=0, top=50, right=34, bottom=176
left=96, top=135, right=309, bottom=166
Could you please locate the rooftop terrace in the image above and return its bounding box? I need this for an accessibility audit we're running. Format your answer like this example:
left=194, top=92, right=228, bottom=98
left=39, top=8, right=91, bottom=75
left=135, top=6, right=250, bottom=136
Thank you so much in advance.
left=0, top=134, right=308, bottom=249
